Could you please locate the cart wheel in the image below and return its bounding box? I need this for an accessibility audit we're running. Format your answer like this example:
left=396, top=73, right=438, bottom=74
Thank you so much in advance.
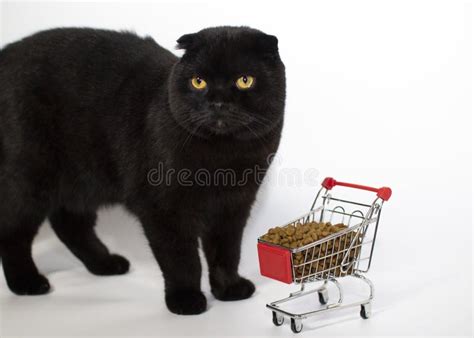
left=290, top=318, right=303, bottom=333
left=318, top=288, right=329, bottom=305
left=272, top=311, right=284, bottom=326
left=360, top=303, right=371, bottom=319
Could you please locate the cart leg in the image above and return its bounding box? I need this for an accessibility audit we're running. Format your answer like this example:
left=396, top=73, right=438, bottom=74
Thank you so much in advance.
left=353, top=273, right=374, bottom=300
left=353, top=274, right=373, bottom=319
left=290, top=318, right=304, bottom=333
left=317, top=281, right=329, bottom=304
left=290, top=283, right=305, bottom=297
left=328, top=278, right=344, bottom=305
left=360, top=303, right=371, bottom=319
left=317, top=287, right=329, bottom=305
left=272, top=311, right=284, bottom=326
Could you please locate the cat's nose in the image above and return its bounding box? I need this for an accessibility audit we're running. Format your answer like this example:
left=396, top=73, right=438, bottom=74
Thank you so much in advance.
left=210, top=102, right=224, bottom=110
left=216, top=119, right=226, bottom=129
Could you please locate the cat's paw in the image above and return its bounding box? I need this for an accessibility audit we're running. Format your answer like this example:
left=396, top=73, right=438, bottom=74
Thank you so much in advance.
left=211, top=276, right=255, bottom=301
left=7, top=273, right=51, bottom=296
left=165, top=289, right=207, bottom=315
left=86, top=254, right=130, bottom=276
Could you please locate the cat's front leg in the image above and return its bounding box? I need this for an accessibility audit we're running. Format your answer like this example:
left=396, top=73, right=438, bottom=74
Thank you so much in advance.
left=137, top=208, right=206, bottom=315
left=201, top=207, right=255, bottom=301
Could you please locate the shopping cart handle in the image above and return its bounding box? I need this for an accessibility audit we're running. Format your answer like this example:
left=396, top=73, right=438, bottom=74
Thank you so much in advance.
left=322, top=177, right=392, bottom=201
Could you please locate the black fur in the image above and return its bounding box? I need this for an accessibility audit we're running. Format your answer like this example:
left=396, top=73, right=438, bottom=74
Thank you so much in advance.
left=0, top=26, right=285, bottom=314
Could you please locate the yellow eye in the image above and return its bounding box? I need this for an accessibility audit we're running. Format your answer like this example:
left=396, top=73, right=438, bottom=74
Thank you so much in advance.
left=236, top=75, right=255, bottom=90
left=191, top=76, right=207, bottom=90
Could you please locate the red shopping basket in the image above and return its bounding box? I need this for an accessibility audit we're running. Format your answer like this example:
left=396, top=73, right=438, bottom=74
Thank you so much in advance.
left=257, top=242, right=293, bottom=284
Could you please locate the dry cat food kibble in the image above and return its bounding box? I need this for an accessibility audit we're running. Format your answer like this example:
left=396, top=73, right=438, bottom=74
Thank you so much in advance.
left=260, top=221, right=348, bottom=248
left=260, top=221, right=362, bottom=280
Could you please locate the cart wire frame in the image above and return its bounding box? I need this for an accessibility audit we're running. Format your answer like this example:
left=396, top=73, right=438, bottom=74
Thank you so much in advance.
left=258, top=177, right=391, bottom=333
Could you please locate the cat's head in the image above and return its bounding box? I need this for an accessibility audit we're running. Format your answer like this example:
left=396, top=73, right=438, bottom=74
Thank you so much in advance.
left=168, top=26, right=285, bottom=140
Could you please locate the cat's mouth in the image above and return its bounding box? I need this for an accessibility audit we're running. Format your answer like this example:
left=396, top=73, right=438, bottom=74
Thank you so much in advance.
left=206, top=118, right=238, bottom=135
left=172, top=107, right=272, bottom=140
left=179, top=109, right=253, bottom=137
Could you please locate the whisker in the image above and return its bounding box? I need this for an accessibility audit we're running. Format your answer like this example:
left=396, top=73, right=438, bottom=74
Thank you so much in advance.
left=243, top=124, right=272, bottom=154
left=179, top=115, right=208, bottom=151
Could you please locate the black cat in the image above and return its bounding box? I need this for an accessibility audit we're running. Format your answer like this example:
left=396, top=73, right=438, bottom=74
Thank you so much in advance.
left=0, top=26, right=285, bottom=315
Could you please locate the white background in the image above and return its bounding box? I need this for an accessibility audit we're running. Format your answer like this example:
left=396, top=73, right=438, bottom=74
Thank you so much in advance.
left=0, top=0, right=472, bottom=336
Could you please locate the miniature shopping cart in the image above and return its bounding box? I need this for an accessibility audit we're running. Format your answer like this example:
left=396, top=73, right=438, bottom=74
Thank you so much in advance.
left=257, top=177, right=392, bottom=333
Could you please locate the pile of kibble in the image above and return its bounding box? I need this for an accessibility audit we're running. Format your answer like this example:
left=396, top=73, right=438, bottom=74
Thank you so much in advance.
left=260, top=221, right=362, bottom=280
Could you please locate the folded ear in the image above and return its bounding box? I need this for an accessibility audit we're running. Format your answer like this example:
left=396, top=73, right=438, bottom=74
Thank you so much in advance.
left=176, top=33, right=199, bottom=51
left=257, top=34, right=279, bottom=55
